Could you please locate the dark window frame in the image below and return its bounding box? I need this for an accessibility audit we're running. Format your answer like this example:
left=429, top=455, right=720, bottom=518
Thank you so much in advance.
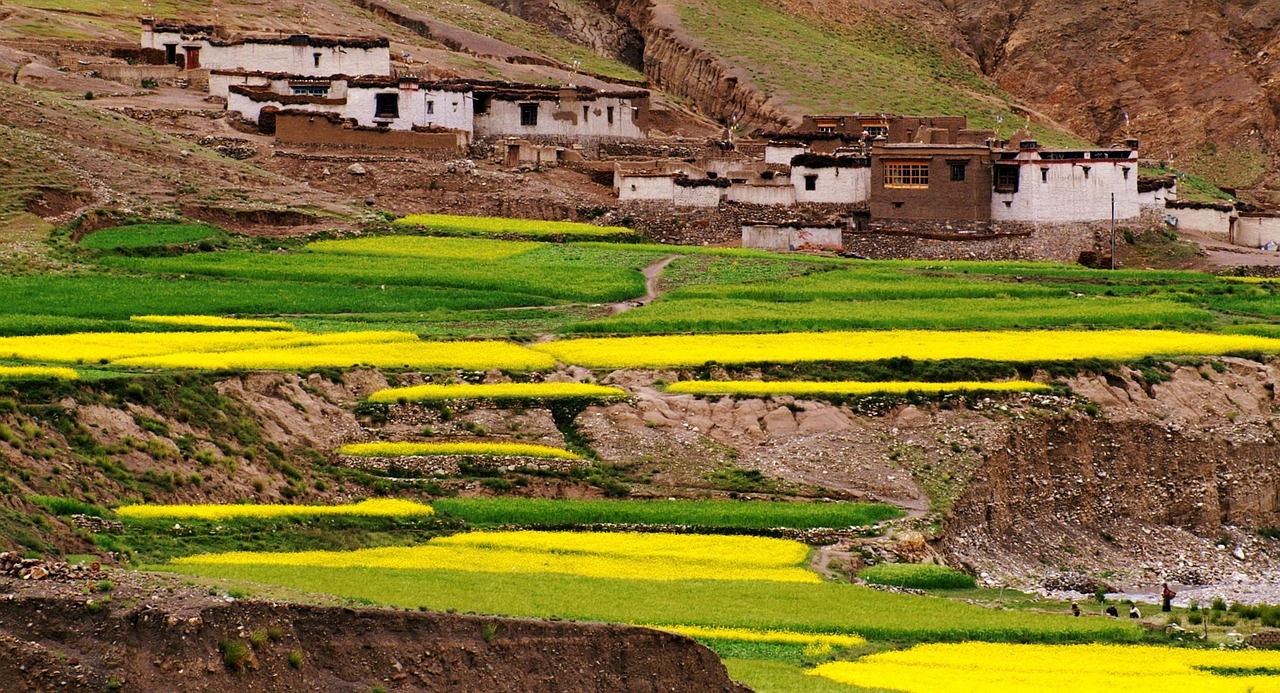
left=520, top=102, right=539, bottom=127
left=374, top=93, right=400, bottom=120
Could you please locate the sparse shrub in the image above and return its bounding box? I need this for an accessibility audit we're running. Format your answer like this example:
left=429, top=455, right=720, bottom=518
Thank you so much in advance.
left=482, top=622, right=498, bottom=643
left=858, top=563, right=976, bottom=590
left=1211, top=597, right=1228, bottom=611
left=1187, top=611, right=1204, bottom=625
left=249, top=630, right=268, bottom=649
left=220, top=639, right=250, bottom=670
left=288, top=650, right=304, bottom=669
left=95, top=580, right=113, bottom=593
left=267, top=626, right=284, bottom=642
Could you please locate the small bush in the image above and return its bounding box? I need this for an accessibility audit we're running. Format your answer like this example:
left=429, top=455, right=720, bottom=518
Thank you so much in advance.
left=1188, top=611, right=1204, bottom=625
left=858, top=563, right=976, bottom=590
left=1211, top=597, right=1228, bottom=611
left=95, top=580, right=114, bottom=593
left=267, top=626, right=285, bottom=642
left=221, top=639, right=250, bottom=670
left=249, top=630, right=268, bottom=649
left=288, top=650, right=304, bottom=669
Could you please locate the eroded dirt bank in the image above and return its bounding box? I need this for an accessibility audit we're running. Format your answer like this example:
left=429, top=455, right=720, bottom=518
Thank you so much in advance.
left=0, top=570, right=747, bottom=692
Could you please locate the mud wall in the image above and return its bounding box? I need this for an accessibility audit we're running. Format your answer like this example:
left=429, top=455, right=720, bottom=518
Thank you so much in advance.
left=276, top=112, right=467, bottom=151
left=0, top=594, right=747, bottom=692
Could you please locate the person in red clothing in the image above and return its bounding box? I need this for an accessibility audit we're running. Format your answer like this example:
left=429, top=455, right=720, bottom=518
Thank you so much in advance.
left=1161, top=583, right=1176, bottom=612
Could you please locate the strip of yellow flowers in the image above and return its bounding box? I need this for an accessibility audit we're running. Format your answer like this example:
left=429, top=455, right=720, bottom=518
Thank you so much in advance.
left=114, top=340, right=554, bottom=372
left=647, top=624, right=865, bottom=648
left=808, top=642, right=1280, bottom=693
left=173, top=530, right=820, bottom=583
left=664, top=380, right=1050, bottom=396
left=117, top=498, right=435, bottom=521
left=368, top=382, right=627, bottom=403
left=338, top=442, right=583, bottom=460
left=0, top=330, right=416, bottom=364
left=0, top=365, right=78, bottom=380
left=307, top=236, right=542, bottom=261
left=129, top=315, right=294, bottom=330
left=533, top=330, right=1280, bottom=369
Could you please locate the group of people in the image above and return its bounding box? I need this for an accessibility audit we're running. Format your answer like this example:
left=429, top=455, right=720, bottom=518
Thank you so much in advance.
left=1069, top=583, right=1176, bottom=618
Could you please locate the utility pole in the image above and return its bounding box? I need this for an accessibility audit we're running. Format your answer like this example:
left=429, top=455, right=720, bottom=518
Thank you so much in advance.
left=1110, top=193, right=1116, bottom=270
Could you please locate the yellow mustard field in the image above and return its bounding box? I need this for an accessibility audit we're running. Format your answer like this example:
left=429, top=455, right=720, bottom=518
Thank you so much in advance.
left=306, top=235, right=542, bottom=261
left=0, top=365, right=78, bottom=380
left=112, top=339, right=555, bottom=372
left=664, top=380, right=1050, bottom=396
left=116, top=498, right=435, bottom=521
left=368, top=381, right=628, bottom=403
left=533, top=330, right=1280, bottom=368
left=807, top=642, right=1280, bottom=693
left=129, top=315, right=294, bottom=330
left=337, top=441, right=583, bottom=460
left=0, top=330, right=416, bottom=364
left=173, top=530, right=820, bottom=583
left=648, top=624, right=864, bottom=648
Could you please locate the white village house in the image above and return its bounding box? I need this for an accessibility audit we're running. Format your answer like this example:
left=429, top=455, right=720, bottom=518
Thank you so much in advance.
left=140, top=19, right=389, bottom=77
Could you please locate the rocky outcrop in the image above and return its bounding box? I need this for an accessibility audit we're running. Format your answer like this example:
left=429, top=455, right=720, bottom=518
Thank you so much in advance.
left=603, top=0, right=793, bottom=131
left=474, top=0, right=645, bottom=70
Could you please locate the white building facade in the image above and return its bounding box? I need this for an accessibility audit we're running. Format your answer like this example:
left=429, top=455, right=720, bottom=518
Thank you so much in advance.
left=990, top=143, right=1140, bottom=222
left=141, top=19, right=390, bottom=77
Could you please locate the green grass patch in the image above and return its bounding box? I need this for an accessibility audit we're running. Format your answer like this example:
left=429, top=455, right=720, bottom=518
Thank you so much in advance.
left=568, top=296, right=1213, bottom=334
left=80, top=223, right=225, bottom=250
left=724, top=659, right=898, bottom=693
left=28, top=494, right=106, bottom=518
left=859, top=564, right=976, bottom=590
left=432, top=498, right=903, bottom=530
left=394, top=214, right=637, bottom=241
left=101, top=243, right=663, bottom=304
left=158, top=564, right=1145, bottom=644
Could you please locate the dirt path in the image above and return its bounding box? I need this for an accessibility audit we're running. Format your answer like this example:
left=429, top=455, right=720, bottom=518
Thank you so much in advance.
left=607, top=254, right=680, bottom=314
left=1180, top=228, right=1280, bottom=267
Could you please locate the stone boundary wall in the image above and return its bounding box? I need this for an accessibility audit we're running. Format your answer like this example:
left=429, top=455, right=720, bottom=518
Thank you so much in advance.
left=340, top=454, right=586, bottom=476
left=622, top=201, right=854, bottom=245
left=276, top=112, right=466, bottom=152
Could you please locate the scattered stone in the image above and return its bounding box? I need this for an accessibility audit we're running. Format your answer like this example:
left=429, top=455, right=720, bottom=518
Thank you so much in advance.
left=347, top=163, right=367, bottom=176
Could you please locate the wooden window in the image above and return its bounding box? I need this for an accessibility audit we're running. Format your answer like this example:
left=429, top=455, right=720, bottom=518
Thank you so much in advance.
left=949, top=162, right=966, bottom=182
left=520, top=103, right=539, bottom=126
left=994, top=165, right=1020, bottom=193
left=582, top=105, right=589, bottom=122
left=804, top=174, right=818, bottom=191
left=374, top=93, right=399, bottom=119
left=607, top=106, right=615, bottom=124
left=313, top=53, right=322, bottom=68
left=884, top=161, right=929, bottom=188
left=426, top=100, right=434, bottom=115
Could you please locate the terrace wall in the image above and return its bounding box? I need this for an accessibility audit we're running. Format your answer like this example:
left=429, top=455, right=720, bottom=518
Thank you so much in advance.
left=742, top=224, right=844, bottom=251
left=1168, top=204, right=1235, bottom=242
left=275, top=112, right=466, bottom=151
left=846, top=218, right=1108, bottom=262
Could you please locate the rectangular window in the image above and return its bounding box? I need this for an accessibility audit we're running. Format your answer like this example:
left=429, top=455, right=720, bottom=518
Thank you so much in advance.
left=804, top=174, right=818, bottom=191
left=427, top=100, right=434, bottom=115
left=884, top=161, right=929, bottom=188
left=994, top=165, right=1020, bottom=193
left=291, top=85, right=330, bottom=96
left=313, top=53, right=322, bottom=68
left=520, top=103, right=539, bottom=127
left=949, top=163, right=966, bottom=182
left=474, top=94, right=491, bottom=115
left=374, top=93, right=400, bottom=120
left=607, top=106, right=615, bottom=124
left=582, top=105, right=589, bottom=122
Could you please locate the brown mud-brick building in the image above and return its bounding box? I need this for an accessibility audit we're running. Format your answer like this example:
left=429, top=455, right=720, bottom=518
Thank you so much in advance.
left=870, top=117, right=997, bottom=221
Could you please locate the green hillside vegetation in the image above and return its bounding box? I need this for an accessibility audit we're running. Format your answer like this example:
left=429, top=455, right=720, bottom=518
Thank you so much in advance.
left=674, top=0, right=1086, bottom=146
left=395, top=0, right=644, bottom=82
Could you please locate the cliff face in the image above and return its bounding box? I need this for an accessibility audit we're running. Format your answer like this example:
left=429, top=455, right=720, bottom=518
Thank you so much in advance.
left=605, top=0, right=795, bottom=131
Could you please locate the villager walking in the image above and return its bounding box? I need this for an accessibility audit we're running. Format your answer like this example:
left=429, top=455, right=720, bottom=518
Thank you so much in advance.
left=1162, top=583, right=1176, bottom=612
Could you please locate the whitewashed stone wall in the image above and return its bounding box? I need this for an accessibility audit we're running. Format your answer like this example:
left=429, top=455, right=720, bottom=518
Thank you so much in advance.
left=1167, top=206, right=1234, bottom=241
left=672, top=184, right=722, bottom=208
left=792, top=165, right=870, bottom=204
left=727, top=184, right=796, bottom=205
left=475, top=97, right=644, bottom=139
left=764, top=143, right=807, bottom=165
left=617, top=175, right=677, bottom=202
left=144, top=29, right=389, bottom=77
left=1234, top=216, right=1280, bottom=248
left=991, top=160, right=1139, bottom=222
